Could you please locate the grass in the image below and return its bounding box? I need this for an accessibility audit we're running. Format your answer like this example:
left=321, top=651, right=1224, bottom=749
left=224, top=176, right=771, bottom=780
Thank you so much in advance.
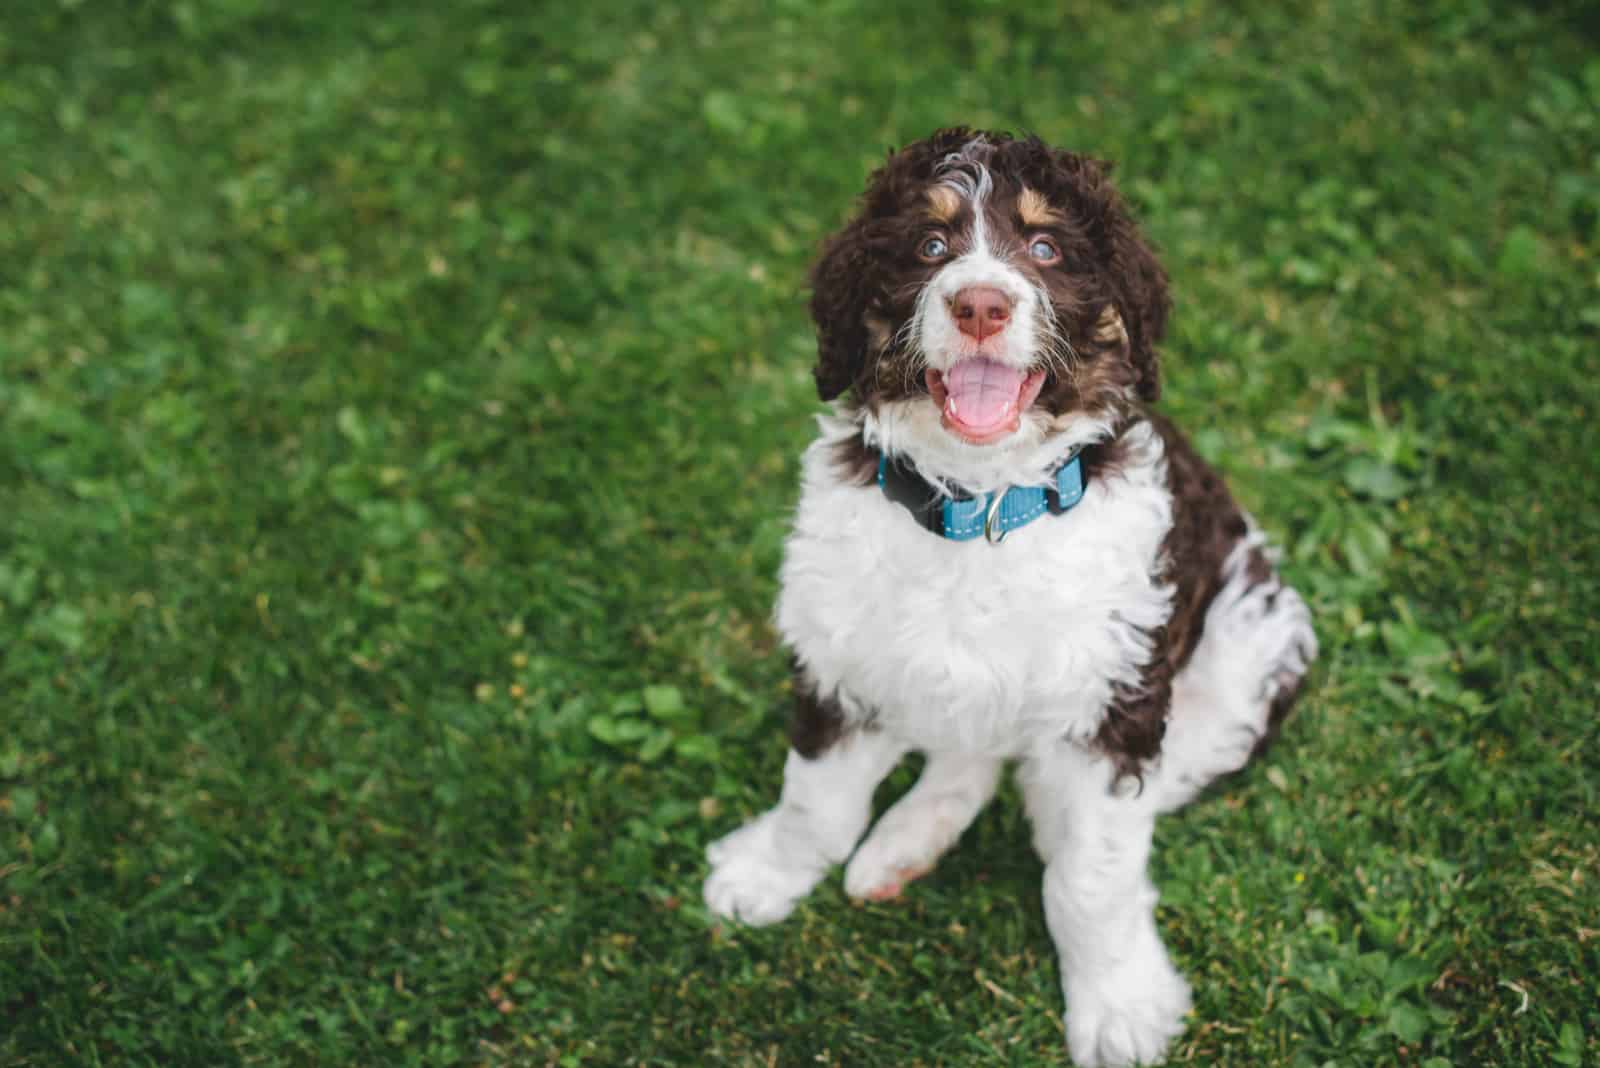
left=1, top=0, right=1597, bottom=1064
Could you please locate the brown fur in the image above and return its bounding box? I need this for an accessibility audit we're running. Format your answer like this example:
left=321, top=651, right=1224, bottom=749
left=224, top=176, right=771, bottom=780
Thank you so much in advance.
left=787, top=657, right=848, bottom=759
left=1091, top=412, right=1252, bottom=779
left=1252, top=675, right=1304, bottom=761
left=829, top=433, right=880, bottom=486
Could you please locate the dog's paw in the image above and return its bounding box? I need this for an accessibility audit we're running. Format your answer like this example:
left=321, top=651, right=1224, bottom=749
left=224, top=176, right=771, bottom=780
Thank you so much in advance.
left=1156, top=576, right=1316, bottom=809
left=1214, top=578, right=1316, bottom=701
left=843, top=845, right=929, bottom=902
left=703, top=813, right=826, bottom=926
left=1063, top=949, right=1192, bottom=1067
left=842, top=803, right=955, bottom=901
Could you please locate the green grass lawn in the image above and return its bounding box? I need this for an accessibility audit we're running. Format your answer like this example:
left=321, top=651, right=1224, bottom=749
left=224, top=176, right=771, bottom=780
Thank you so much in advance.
left=2, top=1, right=1597, bottom=1064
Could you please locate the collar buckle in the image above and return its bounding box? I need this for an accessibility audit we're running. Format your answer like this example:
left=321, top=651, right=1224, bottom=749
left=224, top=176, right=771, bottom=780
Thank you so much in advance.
left=983, top=494, right=1008, bottom=544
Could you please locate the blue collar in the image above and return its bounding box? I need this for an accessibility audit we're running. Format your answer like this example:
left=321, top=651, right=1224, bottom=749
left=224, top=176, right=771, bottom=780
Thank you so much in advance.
left=875, top=449, right=1086, bottom=544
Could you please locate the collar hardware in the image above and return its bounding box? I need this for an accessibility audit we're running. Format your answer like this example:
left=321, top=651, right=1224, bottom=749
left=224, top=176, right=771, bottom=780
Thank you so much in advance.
left=983, top=493, right=1009, bottom=544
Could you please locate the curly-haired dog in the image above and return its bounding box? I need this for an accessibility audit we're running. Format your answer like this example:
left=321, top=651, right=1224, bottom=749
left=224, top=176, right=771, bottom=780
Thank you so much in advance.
left=704, top=129, right=1316, bottom=1067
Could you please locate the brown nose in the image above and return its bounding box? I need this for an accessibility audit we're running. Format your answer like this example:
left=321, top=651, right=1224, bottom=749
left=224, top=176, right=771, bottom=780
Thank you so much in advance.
left=952, top=287, right=1012, bottom=341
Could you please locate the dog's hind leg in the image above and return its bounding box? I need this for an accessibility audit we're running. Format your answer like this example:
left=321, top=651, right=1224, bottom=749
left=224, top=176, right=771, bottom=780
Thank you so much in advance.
left=843, top=751, right=1003, bottom=901
left=1149, top=534, right=1317, bottom=813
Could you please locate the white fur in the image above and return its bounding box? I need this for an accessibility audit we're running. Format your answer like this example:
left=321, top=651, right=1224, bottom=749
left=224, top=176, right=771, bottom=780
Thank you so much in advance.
left=776, top=414, right=1172, bottom=755
left=911, top=241, right=1046, bottom=379
left=1021, top=743, right=1193, bottom=1067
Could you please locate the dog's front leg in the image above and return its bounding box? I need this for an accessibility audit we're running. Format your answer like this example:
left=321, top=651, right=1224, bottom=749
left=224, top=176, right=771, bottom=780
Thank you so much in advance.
left=1021, top=744, right=1192, bottom=1067
left=704, top=730, right=906, bottom=926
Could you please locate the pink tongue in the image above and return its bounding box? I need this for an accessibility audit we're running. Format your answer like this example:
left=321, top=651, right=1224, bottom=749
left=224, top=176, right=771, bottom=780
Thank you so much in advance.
left=944, top=358, right=1025, bottom=431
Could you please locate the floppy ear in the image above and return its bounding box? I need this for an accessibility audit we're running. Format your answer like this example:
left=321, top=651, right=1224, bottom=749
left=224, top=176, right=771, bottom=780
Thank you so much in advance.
left=1046, top=150, right=1171, bottom=403
left=808, top=215, right=876, bottom=402
left=808, top=129, right=983, bottom=402
left=1102, top=193, right=1170, bottom=403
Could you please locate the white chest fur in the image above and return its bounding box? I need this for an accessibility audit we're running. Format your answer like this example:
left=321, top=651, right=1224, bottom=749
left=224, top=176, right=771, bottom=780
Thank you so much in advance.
left=775, top=417, right=1177, bottom=757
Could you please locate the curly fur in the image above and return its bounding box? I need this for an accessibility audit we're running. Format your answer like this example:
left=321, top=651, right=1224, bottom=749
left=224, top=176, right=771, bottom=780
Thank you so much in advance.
left=810, top=129, right=1169, bottom=404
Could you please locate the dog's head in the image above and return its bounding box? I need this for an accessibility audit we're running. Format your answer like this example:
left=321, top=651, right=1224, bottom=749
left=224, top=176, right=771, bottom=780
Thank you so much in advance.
left=810, top=129, right=1168, bottom=474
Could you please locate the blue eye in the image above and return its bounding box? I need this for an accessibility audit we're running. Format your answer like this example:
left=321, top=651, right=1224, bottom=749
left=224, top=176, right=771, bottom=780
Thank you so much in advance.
left=1029, top=237, right=1061, bottom=264
left=919, top=235, right=949, bottom=261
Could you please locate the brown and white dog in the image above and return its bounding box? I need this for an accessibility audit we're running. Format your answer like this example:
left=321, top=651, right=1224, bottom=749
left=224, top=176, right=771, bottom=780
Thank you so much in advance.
left=704, top=129, right=1316, bottom=1067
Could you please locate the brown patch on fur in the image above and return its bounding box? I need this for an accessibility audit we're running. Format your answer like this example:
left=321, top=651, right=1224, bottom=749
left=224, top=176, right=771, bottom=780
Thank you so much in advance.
left=1017, top=186, right=1061, bottom=228
left=1078, top=427, right=1139, bottom=486
left=787, top=657, right=849, bottom=759
left=1149, top=410, right=1253, bottom=667
left=829, top=433, right=879, bottom=486
left=926, top=184, right=961, bottom=222
left=1092, top=412, right=1313, bottom=782
left=1098, top=664, right=1175, bottom=787
left=1242, top=543, right=1276, bottom=588
left=1092, top=411, right=1250, bottom=781
left=1250, top=675, right=1304, bottom=761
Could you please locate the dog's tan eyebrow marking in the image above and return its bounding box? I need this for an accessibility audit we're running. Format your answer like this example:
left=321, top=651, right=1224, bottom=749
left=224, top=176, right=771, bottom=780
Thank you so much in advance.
left=926, top=185, right=962, bottom=222
left=1018, top=187, right=1063, bottom=227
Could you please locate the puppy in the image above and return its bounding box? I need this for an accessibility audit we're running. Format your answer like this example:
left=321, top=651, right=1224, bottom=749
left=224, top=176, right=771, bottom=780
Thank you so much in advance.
left=704, top=128, right=1316, bottom=1067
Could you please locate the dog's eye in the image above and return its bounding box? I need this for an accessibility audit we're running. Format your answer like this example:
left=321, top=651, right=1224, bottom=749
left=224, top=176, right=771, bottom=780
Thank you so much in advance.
left=919, top=235, right=950, bottom=262
left=1028, top=237, right=1061, bottom=265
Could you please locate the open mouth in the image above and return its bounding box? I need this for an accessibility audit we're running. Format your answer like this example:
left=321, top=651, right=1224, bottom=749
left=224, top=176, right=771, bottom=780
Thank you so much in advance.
left=925, top=358, right=1047, bottom=445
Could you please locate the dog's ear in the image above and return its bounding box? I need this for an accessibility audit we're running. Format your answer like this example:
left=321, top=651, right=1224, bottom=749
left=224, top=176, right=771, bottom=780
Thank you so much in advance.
left=1046, top=150, right=1170, bottom=402
left=810, top=129, right=983, bottom=402
left=808, top=215, right=876, bottom=402
left=1101, top=181, right=1169, bottom=402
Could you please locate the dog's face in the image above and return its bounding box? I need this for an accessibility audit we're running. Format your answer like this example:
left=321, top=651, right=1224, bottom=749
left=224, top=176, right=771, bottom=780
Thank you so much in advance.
left=810, top=129, right=1170, bottom=458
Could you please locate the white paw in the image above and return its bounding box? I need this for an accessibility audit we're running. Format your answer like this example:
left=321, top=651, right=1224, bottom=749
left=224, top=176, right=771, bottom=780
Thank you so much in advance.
left=703, top=813, right=827, bottom=926
left=1215, top=580, right=1316, bottom=698
left=843, top=820, right=933, bottom=902
left=1064, top=949, right=1192, bottom=1067
left=1156, top=577, right=1314, bottom=807
left=842, top=799, right=964, bottom=901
